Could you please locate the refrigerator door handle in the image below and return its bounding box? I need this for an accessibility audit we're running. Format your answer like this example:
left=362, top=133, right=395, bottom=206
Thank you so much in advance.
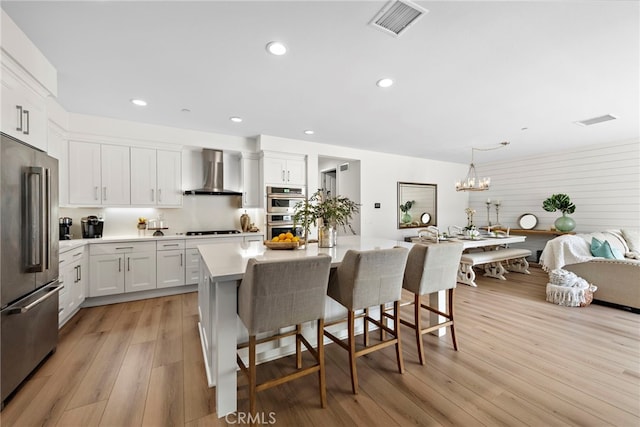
left=44, top=167, right=51, bottom=271
left=7, top=283, right=62, bottom=315
left=23, top=166, right=45, bottom=273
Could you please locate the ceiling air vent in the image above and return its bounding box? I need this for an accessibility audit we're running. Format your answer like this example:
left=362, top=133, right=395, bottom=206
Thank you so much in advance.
left=369, top=0, right=428, bottom=37
left=574, top=114, right=618, bottom=127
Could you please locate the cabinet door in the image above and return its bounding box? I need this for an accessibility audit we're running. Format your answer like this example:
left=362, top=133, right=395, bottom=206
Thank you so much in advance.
left=75, top=249, right=88, bottom=307
left=101, top=144, right=130, bottom=205
left=69, top=141, right=102, bottom=205
left=0, top=72, right=47, bottom=152
left=241, top=155, right=260, bottom=208
left=157, top=249, right=185, bottom=288
left=130, top=147, right=157, bottom=205
left=285, top=158, right=306, bottom=186
left=58, top=262, right=75, bottom=325
left=156, top=150, right=182, bottom=206
left=90, top=254, right=125, bottom=297
left=263, top=157, right=287, bottom=184
left=125, top=252, right=156, bottom=293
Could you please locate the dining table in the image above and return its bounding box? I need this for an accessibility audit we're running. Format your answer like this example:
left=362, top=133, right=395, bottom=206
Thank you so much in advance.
left=197, top=236, right=413, bottom=417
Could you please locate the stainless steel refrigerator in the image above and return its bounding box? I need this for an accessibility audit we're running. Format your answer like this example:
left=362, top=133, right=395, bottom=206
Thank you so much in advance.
left=0, top=133, right=60, bottom=408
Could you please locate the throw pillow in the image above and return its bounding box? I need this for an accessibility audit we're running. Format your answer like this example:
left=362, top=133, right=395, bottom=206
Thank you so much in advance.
left=591, top=237, right=623, bottom=259
left=621, top=229, right=640, bottom=253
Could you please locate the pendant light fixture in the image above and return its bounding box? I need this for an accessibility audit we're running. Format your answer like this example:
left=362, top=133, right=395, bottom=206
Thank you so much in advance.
left=455, top=142, right=510, bottom=192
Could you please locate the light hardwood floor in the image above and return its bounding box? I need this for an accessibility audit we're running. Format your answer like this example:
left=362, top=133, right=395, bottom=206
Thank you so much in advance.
left=2, top=266, right=639, bottom=426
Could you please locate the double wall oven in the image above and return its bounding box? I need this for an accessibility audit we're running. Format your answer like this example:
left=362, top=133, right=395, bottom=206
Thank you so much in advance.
left=266, top=186, right=305, bottom=240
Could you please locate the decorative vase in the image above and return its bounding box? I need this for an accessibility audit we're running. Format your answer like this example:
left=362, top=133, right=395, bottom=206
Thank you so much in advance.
left=318, top=225, right=337, bottom=248
left=401, top=211, right=412, bottom=224
left=554, top=213, right=576, bottom=232
left=240, top=211, right=250, bottom=232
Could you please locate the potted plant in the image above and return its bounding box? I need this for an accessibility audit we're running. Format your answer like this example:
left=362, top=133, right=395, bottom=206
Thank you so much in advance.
left=293, top=190, right=360, bottom=247
left=542, top=193, right=576, bottom=232
left=399, top=200, right=415, bottom=224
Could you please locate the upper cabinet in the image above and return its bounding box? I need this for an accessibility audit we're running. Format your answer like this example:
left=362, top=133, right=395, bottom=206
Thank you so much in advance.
left=240, top=152, right=260, bottom=208
left=68, top=141, right=130, bottom=206
left=131, top=148, right=182, bottom=207
left=1, top=68, right=48, bottom=152
left=262, top=152, right=306, bottom=187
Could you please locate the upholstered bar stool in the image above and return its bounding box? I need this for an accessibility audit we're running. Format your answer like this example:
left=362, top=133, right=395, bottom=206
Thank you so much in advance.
left=237, top=255, right=332, bottom=416
left=324, top=247, right=409, bottom=394
left=401, top=242, right=464, bottom=365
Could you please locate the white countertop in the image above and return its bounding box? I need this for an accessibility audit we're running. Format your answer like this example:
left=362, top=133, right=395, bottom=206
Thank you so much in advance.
left=198, top=236, right=412, bottom=282
left=59, top=231, right=263, bottom=252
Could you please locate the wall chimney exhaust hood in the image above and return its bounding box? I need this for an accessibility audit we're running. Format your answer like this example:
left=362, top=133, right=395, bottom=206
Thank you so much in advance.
left=183, top=149, right=243, bottom=196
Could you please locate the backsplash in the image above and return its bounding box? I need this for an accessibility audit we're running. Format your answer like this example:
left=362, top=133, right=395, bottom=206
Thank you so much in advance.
left=59, top=197, right=264, bottom=238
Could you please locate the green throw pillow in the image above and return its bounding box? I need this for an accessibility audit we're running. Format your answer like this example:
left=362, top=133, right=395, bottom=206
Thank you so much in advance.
left=591, top=237, right=623, bottom=259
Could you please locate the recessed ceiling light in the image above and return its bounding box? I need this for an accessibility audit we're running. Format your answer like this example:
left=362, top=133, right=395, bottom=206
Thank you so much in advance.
left=376, top=78, right=394, bottom=88
left=266, top=41, right=287, bottom=56
left=230, top=116, right=243, bottom=123
left=304, top=130, right=314, bottom=135
left=130, top=99, right=147, bottom=106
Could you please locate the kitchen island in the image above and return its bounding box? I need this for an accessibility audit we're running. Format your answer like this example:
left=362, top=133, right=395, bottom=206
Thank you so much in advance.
left=197, top=236, right=413, bottom=417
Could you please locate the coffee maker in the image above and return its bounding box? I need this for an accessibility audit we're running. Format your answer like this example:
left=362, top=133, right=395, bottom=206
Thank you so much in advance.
left=59, top=217, right=72, bottom=240
left=81, top=215, right=104, bottom=238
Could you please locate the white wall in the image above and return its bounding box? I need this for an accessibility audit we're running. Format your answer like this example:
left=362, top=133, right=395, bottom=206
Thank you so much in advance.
left=468, top=139, right=640, bottom=256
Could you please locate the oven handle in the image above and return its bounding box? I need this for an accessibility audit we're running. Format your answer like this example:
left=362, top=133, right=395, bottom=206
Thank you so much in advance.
left=266, top=194, right=306, bottom=199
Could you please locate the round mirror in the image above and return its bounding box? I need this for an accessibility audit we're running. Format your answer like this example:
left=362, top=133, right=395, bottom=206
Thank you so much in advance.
left=518, top=213, right=538, bottom=230
left=420, top=212, right=431, bottom=225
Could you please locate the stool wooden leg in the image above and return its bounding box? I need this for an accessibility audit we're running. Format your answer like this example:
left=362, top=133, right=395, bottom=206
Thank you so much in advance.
left=449, top=288, right=458, bottom=351
left=347, top=310, right=359, bottom=394
left=317, top=318, right=327, bottom=408
left=364, top=308, right=370, bottom=347
left=296, top=324, right=303, bottom=369
left=414, top=293, right=425, bottom=365
left=379, top=304, right=386, bottom=341
left=249, top=335, right=257, bottom=417
left=394, top=300, right=405, bottom=374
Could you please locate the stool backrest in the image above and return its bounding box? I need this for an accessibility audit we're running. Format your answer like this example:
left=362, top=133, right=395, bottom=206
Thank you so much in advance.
left=403, top=243, right=464, bottom=295
left=238, top=254, right=332, bottom=335
left=328, top=247, right=409, bottom=310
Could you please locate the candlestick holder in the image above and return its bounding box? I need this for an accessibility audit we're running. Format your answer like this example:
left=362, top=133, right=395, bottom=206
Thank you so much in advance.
left=494, top=201, right=501, bottom=227
left=485, top=201, right=492, bottom=227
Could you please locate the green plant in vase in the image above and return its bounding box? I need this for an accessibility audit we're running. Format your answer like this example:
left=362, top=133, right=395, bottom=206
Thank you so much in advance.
left=399, top=200, right=415, bottom=224
left=293, top=190, right=360, bottom=247
left=542, top=193, right=576, bottom=232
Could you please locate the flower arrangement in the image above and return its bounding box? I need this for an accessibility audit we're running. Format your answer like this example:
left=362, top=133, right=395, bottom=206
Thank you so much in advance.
left=542, top=194, right=576, bottom=215
left=464, top=207, right=476, bottom=230
left=399, top=200, right=416, bottom=213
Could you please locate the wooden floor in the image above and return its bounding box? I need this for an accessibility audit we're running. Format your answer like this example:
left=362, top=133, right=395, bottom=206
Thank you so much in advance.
left=2, top=266, right=639, bottom=426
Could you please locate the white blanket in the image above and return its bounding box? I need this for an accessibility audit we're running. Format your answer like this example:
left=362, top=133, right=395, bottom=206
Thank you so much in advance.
left=539, top=235, right=594, bottom=272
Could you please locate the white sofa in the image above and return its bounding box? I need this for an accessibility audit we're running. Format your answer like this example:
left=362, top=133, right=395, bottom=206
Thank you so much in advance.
left=540, top=229, right=640, bottom=311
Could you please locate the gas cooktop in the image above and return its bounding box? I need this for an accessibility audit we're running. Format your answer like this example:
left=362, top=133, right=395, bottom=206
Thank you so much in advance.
left=185, top=230, right=241, bottom=236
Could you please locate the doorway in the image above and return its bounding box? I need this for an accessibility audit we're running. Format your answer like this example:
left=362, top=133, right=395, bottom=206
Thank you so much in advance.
left=319, top=156, right=361, bottom=236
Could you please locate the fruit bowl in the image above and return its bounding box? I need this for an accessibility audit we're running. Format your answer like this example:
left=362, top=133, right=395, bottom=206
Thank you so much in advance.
left=264, top=240, right=304, bottom=250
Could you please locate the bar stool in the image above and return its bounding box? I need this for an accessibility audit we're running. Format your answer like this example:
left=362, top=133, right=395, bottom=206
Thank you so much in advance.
left=401, top=242, right=464, bottom=365
left=324, top=247, right=409, bottom=394
left=237, top=255, right=332, bottom=415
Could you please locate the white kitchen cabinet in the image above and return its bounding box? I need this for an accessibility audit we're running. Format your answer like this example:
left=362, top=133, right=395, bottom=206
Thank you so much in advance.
left=68, top=141, right=130, bottom=206
left=1, top=68, right=48, bottom=152
left=185, top=248, right=201, bottom=286
left=58, top=246, right=87, bottom=326
left=89, top=242, right=156, bottom=297
left=240, top=152, right=260, bottom=208
left=156, top=240, right=186, bottom=288
left=262, top=152, right=306, bottom=186
left=131, top=148, right=182, bottom=207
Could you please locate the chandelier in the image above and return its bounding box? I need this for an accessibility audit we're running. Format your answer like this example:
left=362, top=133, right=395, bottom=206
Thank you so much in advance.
left=455, top=142, right=509, bottom=192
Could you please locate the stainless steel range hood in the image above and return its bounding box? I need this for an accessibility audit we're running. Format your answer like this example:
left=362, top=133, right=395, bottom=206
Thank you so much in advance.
left=183, top=149, right=242, bottom=196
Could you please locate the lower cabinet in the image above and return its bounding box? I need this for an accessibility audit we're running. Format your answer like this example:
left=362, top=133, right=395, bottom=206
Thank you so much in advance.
left=157, top=240, right=186, bottom=288
left=89, top=242, right=156, bottom=297
left=59, top=246, right=87, bottom=326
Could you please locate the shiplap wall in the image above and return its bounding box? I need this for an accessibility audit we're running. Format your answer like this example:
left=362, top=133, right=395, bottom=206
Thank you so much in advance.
left=468, top=140, right=640, bottom=257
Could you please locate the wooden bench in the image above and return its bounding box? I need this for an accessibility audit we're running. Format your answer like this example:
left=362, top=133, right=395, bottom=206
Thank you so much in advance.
left=458, top=248, right=532, bottom=287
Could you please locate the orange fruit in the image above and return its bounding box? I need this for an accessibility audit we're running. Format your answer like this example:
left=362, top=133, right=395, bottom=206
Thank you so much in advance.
left=285, top=232, right=294, bottom=239
left=278, top=233, right=286, bottom=240
left=271, top=236, right=279, bottom=242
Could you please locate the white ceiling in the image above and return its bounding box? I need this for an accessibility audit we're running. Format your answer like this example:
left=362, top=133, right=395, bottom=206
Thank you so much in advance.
left=2, top=1, right=638, bottom=163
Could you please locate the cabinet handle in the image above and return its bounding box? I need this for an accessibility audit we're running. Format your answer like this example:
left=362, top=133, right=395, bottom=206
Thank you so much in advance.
left=16, top=105, right=23, bottom=131
left=23, top=110, right=30, bottom=135
left=158, top=189, right=162, bottom=202
left=163, top=244, right=179, bottom=247
left=127, top=257, right=130, bottom=271
left=281, top=170, right=285, bottom=181
left=103, top=187, right=107, bottom=201
left=78, top=265, right=82, bottom=281
left=94, top=186, right=99, bottom=200
left=115, top=246, right=134, bottom=250
left=180, top=253, right=183, bottom=267
left=118, top=258, right=121, bottom=272
left=287, top=170, right=290, bottom=182
left=75, top=265, right=80, bottom=283
left=151, top=189, right=154, bottom=202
